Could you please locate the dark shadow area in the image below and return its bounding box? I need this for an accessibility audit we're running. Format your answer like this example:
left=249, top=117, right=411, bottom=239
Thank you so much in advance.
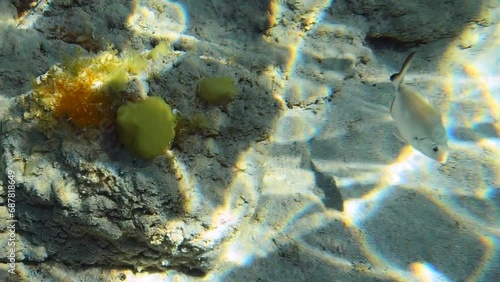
left=365, top=35, right=424, bottom=53
left=330, top=0, right=488, bottom=67
left=331, top=0, right=486, bottom=44
left=451, top=123, right=500, bottom=142
left=362, top=190, right=486, bottom=282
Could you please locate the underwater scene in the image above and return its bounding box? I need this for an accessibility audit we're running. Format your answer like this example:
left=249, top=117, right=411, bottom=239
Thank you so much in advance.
left=0, top=0, right=499, bottom=281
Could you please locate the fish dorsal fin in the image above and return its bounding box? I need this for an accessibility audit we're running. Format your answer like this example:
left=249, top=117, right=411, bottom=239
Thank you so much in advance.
left=390, top=51, right=416, bottom=91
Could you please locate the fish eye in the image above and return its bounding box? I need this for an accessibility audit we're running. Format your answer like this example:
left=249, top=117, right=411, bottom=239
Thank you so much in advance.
left=432, top=146, right=439, bottom=152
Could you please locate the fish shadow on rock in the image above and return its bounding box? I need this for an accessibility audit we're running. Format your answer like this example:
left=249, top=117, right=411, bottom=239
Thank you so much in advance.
left=300, top=148, right=344, bottom=212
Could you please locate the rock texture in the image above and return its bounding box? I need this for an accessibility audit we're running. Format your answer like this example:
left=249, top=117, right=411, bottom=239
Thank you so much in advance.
left=331, top=0, right=492, bottom=43
left=0, top=0, right=279, bottom=277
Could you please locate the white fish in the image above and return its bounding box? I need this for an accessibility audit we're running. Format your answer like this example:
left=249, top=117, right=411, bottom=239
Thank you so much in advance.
left=390, top=52, right=449, bottom=163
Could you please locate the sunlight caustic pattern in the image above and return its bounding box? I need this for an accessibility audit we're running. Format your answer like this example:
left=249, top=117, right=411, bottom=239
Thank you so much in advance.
left=195, top=1, right=499, bottom=282
left=116, top=0, right=498, bottom=281
left=127, top=0, right=188, bottom=40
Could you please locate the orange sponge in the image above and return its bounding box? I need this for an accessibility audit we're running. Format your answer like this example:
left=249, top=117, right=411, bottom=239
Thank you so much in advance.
left=33, top=50, right=130, bottom=128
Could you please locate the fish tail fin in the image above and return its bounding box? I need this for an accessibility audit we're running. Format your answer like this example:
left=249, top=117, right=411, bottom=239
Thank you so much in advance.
left=390, top=51, right=416, bottom=91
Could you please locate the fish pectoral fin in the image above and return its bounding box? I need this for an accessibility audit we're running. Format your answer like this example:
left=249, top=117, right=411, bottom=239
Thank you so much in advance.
left=393, top=130, right=407, bottom=144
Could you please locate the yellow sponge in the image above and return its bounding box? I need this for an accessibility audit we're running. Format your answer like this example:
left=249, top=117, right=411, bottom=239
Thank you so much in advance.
left=196, top=76, right=237, bottom=105
left=117, top=97, right=176, bottom=160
